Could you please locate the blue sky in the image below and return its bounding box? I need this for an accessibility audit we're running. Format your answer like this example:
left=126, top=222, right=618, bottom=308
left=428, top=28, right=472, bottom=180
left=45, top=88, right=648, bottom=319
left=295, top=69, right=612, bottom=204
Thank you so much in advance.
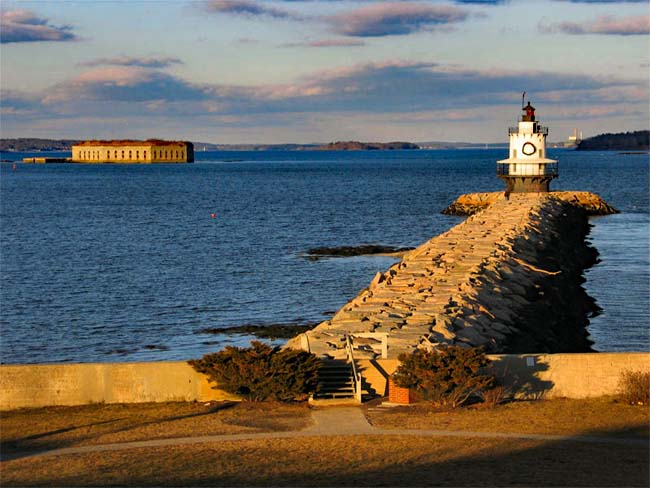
left=1, top=0, right=648, bottom=143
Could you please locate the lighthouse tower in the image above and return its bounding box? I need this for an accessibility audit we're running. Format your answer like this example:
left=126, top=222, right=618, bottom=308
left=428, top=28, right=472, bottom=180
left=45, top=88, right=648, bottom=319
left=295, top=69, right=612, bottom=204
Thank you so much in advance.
left=497, top=100, right=558, bottom=193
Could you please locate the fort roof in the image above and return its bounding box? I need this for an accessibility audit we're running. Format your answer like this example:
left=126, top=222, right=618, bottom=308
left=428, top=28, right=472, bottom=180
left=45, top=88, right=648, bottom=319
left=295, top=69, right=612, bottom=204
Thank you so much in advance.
left=75, top=139, right=191, bottom=147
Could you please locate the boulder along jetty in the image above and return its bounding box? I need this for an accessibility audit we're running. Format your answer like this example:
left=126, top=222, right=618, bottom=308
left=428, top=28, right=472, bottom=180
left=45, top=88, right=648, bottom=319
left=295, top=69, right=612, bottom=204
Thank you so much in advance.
left=287, top=191, right=618, bottom=359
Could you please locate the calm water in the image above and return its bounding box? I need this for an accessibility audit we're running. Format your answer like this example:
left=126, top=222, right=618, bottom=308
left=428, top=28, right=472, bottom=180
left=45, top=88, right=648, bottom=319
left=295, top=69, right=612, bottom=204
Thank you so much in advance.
left=1, top=149, right=648, bottom=363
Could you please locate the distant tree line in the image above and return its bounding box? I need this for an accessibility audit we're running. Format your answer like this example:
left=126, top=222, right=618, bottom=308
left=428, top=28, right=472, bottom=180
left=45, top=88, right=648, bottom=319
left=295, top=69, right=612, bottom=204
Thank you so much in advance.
left=0, top=138, right=82, bottom=152
left=577, top=130, right=649, bottom=151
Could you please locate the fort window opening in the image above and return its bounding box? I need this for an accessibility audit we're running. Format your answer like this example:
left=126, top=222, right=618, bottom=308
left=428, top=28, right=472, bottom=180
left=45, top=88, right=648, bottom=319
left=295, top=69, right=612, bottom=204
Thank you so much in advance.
left=115, top=150, right=118, bottom=159
left=129, top=150, right=132, bottom=159
left=176, top=151, right=179, bottom=159
left=143, top=151, right=147, bottom=159
left=122, top=150, right=125, bottom=159
left=136, top=151, right=139, bottom=159
left=107, top=151, right=110, bottom=159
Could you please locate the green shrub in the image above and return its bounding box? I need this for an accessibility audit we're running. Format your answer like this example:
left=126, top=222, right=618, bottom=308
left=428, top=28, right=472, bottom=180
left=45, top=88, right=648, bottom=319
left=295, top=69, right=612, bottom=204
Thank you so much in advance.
left=393, top=346, right=495, bottom=408
left=619, top=370, right=650, bottom=406
left=189, top=341, right=321, bottom=402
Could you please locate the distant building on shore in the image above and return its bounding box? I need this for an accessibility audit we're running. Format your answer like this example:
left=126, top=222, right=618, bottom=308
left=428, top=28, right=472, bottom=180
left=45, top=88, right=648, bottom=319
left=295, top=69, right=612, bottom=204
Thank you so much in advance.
left=71, top=140, right=194, bottom=163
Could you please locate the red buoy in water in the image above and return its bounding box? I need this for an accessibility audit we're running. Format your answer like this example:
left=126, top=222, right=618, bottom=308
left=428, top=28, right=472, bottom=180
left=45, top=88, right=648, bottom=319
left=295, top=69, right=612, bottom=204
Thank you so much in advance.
left=210, top=213, right=216, bottom=219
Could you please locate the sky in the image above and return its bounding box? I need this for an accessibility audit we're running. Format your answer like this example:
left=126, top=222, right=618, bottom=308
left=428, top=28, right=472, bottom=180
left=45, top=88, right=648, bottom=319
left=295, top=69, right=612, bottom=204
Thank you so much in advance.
left=1, top=0, right=648, bottom=143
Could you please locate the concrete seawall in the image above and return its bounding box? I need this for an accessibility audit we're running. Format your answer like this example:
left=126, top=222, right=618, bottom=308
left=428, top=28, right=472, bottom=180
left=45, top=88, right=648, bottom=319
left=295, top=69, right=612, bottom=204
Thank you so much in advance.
left=0, top=361, right=238, bottom=410
left=2, top=353, right=649, bottom=409
left=287, top=192, right=610, bottom=359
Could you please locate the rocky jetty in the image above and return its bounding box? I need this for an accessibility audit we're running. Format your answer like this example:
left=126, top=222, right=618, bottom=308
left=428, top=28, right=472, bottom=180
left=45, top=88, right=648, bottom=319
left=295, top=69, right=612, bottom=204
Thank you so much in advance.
left=442, top=191, right=618, bottom=216
left=286, top=194, right=604, bottom=359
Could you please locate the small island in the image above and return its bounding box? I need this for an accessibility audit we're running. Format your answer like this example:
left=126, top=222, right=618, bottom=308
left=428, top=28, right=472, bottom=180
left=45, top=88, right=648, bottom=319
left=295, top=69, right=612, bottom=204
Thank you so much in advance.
left=318, top=141, right=419, bottom=151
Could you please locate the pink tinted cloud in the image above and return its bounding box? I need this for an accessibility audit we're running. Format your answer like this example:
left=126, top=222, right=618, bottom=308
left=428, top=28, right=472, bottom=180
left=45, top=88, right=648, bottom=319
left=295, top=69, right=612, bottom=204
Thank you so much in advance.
left=540, top=14, right=650, bottom=35
left=203, top=0, right=301, bottom=19
left=1, top=9, right=76, bottom=43
left=43, top=67, right=209, bottom=104
left=326, top=2, right=469, bottom=37
left=282, top=38, right=366, bottom=48
left=78, top=56, right=183, bottom=68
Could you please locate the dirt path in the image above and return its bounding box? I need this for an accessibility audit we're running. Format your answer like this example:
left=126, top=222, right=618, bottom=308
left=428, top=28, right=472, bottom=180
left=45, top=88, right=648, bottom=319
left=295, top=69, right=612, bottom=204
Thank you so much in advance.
left=3, top=406, right=645, bottom=462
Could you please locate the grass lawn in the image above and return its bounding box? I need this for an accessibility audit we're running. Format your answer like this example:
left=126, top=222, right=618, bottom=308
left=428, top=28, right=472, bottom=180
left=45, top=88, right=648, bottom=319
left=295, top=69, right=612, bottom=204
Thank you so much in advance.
left=365, top=397, right=650, bottom=438
left=2, top=435, right=648, bottom=487
left=1, top=398, right=648, bottom=487
left=0, top=401, right=310, bottom=455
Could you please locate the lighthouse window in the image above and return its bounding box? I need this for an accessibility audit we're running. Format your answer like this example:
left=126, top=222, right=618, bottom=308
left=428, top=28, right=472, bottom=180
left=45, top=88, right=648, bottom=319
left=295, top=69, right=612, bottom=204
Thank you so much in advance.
left=539, top=149, right=544, bottom=157
left=513, top=149, right=517, bottom=159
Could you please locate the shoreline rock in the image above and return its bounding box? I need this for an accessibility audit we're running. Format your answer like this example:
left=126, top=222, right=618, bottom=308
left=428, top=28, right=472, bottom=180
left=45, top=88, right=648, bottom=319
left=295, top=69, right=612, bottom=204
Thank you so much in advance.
left=305, top=244, right=414, bottom=260
left=198, top=323, right=317, bottom=340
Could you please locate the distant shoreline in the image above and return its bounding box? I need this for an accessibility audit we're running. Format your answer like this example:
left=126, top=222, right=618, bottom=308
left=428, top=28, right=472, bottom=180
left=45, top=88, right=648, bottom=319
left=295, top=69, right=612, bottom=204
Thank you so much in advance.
left=0, top=138, right=516, bottom=152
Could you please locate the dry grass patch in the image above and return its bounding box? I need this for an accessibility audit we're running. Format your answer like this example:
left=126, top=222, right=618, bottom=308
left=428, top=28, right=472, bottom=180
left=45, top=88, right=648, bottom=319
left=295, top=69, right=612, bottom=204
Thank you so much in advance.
left=0, top=401, right=310, bottom=455
left=2, top=435, right=647, bottom=487
left=366, top=397, right=649, bottom=438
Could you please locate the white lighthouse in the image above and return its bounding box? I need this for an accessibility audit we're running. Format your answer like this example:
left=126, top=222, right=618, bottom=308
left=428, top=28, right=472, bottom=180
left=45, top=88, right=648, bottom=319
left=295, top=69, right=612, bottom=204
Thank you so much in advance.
left=497, top=99, right=558, bottom=193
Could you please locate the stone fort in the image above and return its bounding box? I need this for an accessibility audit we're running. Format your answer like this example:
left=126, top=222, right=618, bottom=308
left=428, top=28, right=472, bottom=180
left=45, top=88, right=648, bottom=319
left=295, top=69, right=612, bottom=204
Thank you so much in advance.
left=71, top=140, right=194, bottom=163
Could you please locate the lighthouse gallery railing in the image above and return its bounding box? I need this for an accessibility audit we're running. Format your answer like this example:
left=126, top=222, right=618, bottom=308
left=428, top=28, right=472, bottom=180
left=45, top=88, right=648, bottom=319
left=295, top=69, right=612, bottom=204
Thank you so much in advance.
left=508, top=126, right=548, bottom=136
left=497, top=161, right=558, bottom=177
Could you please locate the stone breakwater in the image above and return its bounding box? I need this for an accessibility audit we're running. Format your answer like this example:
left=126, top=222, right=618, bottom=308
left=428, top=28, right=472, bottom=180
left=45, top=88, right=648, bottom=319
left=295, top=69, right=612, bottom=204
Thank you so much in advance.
left=443, top=191, right=618, bottom=216
left=287, top=193, right=605, bottom=359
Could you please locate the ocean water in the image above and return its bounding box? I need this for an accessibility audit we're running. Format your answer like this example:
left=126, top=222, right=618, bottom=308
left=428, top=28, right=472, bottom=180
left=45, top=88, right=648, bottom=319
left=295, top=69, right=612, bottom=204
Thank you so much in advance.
left=0, top=149, right=648, bottom=363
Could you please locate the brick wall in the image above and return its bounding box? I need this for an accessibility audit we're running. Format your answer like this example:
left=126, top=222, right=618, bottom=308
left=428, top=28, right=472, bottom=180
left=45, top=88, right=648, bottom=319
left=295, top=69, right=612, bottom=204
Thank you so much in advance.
left=388, top=378, right=413, bottom=404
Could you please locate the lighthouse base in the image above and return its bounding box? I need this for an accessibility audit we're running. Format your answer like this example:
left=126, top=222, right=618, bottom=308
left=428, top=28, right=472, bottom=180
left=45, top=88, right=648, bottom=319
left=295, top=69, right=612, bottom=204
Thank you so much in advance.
left=499, top=176, right=555, bottom=194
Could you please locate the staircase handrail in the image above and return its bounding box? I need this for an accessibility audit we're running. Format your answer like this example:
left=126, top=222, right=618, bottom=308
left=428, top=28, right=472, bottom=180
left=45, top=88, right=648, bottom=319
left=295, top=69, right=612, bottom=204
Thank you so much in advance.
left=345, top=334, right=363, bottom=403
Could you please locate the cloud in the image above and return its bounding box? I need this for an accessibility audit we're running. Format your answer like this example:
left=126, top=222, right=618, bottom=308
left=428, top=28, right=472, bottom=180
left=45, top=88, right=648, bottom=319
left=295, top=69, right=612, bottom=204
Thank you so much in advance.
left=282, top=38, right=366, bottom=47
left=553, top=0, right=646, bottom=3
left=540, top=15, right=650, bottom=35
left=78, top=56, right=184, bottom=68
left=325, top=3, right=469, bottom=37
left=3, top=60, right=646, bottom=142
left=43, top=67, right=210, bottom=104
left=454, top=0, right=507, bottom=4
left=0, top=89, right=44, bottom=116
left=203, top=0, right=302, bottom=19
left=1, top=9, right=77, bottom=43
